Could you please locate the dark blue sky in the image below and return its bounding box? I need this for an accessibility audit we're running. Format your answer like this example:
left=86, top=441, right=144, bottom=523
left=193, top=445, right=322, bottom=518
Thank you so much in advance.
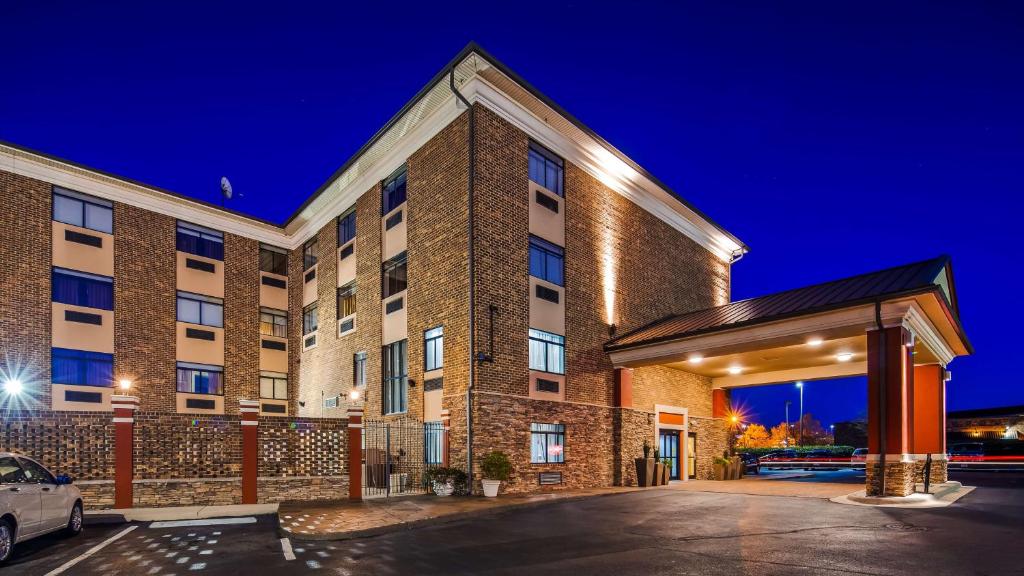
left=5, top=2, right=1021, bottom=427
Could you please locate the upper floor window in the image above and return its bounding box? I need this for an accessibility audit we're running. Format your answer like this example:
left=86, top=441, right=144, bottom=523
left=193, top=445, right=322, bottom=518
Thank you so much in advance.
left=382, top=339, right=408, bottom=414
left=259, top=307, right=287, bottom=338
left=354, top=351, right=368, bottom=388
left=382, top=251, right=408, bottom=298
left=382, top=166, right=407, bottom=215
left=529, top=328, right=565, bottom=375
left=302, top=303, right=318, bottom=335
left=528, top=141, right=564, bottom=196
left=176, top=361, right=223, bottom=395
left=259, top=371, right=287, bottom=400
left=424, top=326, right=444, bottom=371
left=176, top=221, right=224, bottom=261
left=51, top=348, right=113, bottom=387
left=529, top=236, right=564, bottom=286
left=337, top=283, right=357, bottom=319
left=259, top=244, right=288, bottom=276
left=52, top=268, right=113, bottom=310
left=303, top=238, right=318, bottom=270
left=177, top=291, right=224, bottom=328
left=53, top=187, right=113, bottom=233
left=338, top=209, right=357, bottom=246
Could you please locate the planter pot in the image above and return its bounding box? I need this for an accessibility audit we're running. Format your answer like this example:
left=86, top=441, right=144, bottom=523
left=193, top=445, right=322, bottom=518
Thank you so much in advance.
left=713, top=463, right=726, bottom=481
left=481, top=479, right=501, bottom=497
left=653, top=462, right=665, bottom=486
left=432, top=481, right=454, bottom=497
left=634, top=458, right=656, bottom=487
left=663, top=465, right=671, bottom=484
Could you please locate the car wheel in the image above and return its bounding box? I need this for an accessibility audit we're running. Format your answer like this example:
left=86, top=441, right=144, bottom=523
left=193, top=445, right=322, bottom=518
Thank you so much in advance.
left=0, top=518, right=14, bottom=564
left=64, top=503, right=83, bottom=537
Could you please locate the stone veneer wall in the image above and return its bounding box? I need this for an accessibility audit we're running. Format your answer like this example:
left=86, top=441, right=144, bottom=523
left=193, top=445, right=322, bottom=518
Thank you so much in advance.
left=913, top=458, right=948, bottom=485
left=866, top=461, right=917, bottom=496
left=688, top=417, right=729, bottom=480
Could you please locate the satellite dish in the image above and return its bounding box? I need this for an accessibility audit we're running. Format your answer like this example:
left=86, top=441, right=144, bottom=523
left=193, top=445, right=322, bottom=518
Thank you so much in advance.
left=220, top=177, right=233, bottom=200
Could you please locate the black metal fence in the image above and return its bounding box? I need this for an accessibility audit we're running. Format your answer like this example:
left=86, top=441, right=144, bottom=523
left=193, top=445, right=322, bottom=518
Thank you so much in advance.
left=363, top=419, right=439, bottom=498
left=424, top=421, right=445, bottom=467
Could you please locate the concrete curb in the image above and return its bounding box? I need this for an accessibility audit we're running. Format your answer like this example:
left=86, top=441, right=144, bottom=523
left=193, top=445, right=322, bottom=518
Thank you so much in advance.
left=279, top=489, right=643, bottom=541
left=830, top=483, right=975, bottom=508
left=85, top=503, right=279, bottom=522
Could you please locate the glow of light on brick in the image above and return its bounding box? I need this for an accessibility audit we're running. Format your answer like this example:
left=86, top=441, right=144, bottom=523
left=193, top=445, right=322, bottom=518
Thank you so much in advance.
left=602, top=219, right=617, bottom=328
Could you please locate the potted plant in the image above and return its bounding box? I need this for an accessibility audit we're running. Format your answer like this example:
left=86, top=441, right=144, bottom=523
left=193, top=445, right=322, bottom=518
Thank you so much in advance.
left=480, top=451, right=512, bottom=497
left=713, top=456, right=729, bottom=481
left=423, top=466, right=468, bottom=496
left=661, top=458, right=672, bottom=484
left=653, top=448, right=664, bottom=486
left=635, top=441, right=655, bottom=487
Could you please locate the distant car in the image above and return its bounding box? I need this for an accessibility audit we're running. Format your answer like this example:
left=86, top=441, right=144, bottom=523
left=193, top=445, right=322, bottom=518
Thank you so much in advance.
left=759, top=450, right=797, bottom=468
left=850, top=448, right=868, bottom=463
left=949, top=443, right=985, bottom=462
left=805, top=449, right=834, bottom=462
left=739, top=453, right=760, bottom=474
left=0, top=453, right=83, bottom=564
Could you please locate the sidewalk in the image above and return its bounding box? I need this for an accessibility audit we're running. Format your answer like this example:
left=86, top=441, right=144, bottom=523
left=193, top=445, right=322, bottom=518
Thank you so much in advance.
left=278, top=487, right=640, bottom=540
left=85, top=503, right=279, bottom=523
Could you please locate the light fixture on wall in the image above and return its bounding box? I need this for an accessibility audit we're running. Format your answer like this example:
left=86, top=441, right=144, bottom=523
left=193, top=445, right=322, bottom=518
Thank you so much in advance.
left=119, top=379, right=132, bottom=391
left=2, top=378, right=22, bottom=395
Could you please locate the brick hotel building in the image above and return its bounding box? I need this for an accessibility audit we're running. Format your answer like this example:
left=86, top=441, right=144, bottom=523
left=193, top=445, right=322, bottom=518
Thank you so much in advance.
left=0, top=44, right=970, bottom=507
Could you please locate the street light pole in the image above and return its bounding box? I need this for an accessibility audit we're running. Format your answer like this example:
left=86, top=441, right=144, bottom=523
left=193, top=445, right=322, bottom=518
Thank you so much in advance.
left=796, top=382, right=804, bottom=446
left=784, top=401, right=791, bottom=446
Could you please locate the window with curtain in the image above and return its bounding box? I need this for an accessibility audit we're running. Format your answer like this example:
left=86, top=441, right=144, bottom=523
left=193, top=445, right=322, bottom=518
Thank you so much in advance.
left=259, top=372, right=287, bottom=400
left=382, top=252, right=408, bottom=298
left=382, top=340, right=408, bottom=414
left=176, top=221, right=224, bottom=260
left=338, top=209, right=356, bottom=246
left=531, top=423, right=566, bottom=463
left=52, top=187, right=113, bottom=233
left=176, top=362, right=224, bottom=395
left=529, top=328, right=565, bottom=374
left=353, top=351, right=367, bottom=388
left=259, top=308, right=287, bottom=337
left=303, top=303, right=318, bottom=335
left=424, top=326, right=444, bottom=371
left=528, top=236, right=564, bottom=286
left=382, top=166, right=407, bottom=214
left=51, top=348, right=113, bottom=387
left=337, top=283, right=357, bottom=318
left=52, top=268, right=113, bottom=310
left=176, top=292, right=224, bottom=327
left=528, top=141, right=564, bottom=196
left=303, top=238, right=318, bottom=270
left=259, top=244, right=288, bottom=275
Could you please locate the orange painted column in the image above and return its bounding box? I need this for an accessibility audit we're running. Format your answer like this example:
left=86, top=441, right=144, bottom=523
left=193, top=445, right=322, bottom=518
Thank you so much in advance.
left=111, top=395, right=139, bottom=510
left=712, top=389, right=729, bottom=418
left=614, top=368, right=633, bottom=408
left=440, top=409, right=451, bottom=468
left=239, top=399, right=260, bottom=505
left=347, top=406, right=363, bottom=501
left=911, top=365, right=945, bottom=455
left=866, top=326, right=913, bottom=455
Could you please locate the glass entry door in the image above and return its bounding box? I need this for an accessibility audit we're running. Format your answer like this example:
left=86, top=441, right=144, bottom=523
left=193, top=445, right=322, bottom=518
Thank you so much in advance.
left=687, top=432, right=697, bottom=479
left=659, top=429, right=681, bottom=480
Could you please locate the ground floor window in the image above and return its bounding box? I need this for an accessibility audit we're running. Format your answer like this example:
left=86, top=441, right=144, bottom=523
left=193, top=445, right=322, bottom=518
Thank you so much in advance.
left=530, top=423, right=565, bottom=463
left=382, top=340, right=407, bottom=414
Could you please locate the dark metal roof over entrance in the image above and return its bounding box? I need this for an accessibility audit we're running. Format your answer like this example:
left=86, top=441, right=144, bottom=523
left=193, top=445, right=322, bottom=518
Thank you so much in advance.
left=606, top=256, right=968, bottom=352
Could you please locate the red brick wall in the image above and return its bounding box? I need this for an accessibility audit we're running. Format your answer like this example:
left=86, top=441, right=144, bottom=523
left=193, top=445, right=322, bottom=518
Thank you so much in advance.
left=223, top=233, right=260, bottom=411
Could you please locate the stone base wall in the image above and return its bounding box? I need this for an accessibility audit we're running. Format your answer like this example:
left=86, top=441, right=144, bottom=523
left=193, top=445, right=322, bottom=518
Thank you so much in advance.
left=134, top=479, right=241, bottom=508
left=866, top=460, right=916, bottom=496
left=259, top=476, right=347, bottom=503
left=688, top=417, right=729, bottom=480
left=914, top=458, right=948, bottom=484
left=617, top=408, right=655, bottom=486
left=78, top=481, right=116, bottom=509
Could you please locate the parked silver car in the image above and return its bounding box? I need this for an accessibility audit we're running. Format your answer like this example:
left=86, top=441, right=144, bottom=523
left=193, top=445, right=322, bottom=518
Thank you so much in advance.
left=0, top=452, right=83, bottom=563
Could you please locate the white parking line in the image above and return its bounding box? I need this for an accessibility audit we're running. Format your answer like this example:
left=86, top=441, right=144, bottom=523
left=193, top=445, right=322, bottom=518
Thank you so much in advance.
left=280, top=537, right=296, bottom=561
left=149, top=517, right=257, bottom=528
left=44, top=525, right=138, bottom=576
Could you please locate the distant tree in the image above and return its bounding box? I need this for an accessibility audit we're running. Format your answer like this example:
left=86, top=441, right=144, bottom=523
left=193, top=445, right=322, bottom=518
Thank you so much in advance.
left=799, top=413, right=832, bottom=445
left=769, top=423, right=795, bottom=447
left=736, top=423, right=772, bottom=448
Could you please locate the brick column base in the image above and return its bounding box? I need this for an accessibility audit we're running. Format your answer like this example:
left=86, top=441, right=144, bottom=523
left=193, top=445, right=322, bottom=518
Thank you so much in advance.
left=239, top=399, right=260, bottom=504
left=111, top=395, right=139, bottom=509
left=347, top=406, right=363, bottom=501
left=866, top=460, right=916, bottom=496
left=913, top=457, right=948, bottom=485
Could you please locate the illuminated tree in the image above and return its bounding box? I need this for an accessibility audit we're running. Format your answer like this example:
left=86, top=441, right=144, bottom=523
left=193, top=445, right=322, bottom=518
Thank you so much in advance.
left=769, top=423, right=795, bottom=447
left=736, top=423, right=772, bottom=448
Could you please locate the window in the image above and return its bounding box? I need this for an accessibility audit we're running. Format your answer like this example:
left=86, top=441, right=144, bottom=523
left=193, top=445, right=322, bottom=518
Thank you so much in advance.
left=259, top=371, right=287, bottom=400
left=382, top=340, right=408, bottom=414
left=354, top=351, right=367, bottom=388
left=382, top=252, right=408, bottom=298
left=176, top=221, right=224, bottom=260
left=259, top=244, right=288, bottom=276
left=424, top=326, right=443, bottom=371
left=382, top=166, right=407, bottom=215
left=0, top=457, right=28, bottom=484
left=529, top=329, right=565, bottom=374
left=260, top=308, right=287, bottom=338
left=52, top=268, right=113, bottom=310
left=528, top=142, right=564, bottom=196
left=303, top=238, right=318, bottom=271
left=338, top=209, right=356, bottom=246
left=529, top=236, right=564, bottom=286
left=53, top=187, right=113, bottom=233
left=52, top=348, right=113, bottom=387
left=177, top=292, right=224, bottom=328
left=19, top=458, right=55, bottom=485
left=337, top=283, right=357, bottom=319
left=176, top=362, right=224, bottom=395
left=303, top=303, right=318, bottom=335
left=531, top=423, right=566, bottom=464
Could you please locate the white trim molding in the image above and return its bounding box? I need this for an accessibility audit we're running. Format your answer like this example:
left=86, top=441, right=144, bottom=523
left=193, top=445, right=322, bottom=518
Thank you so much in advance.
left=653, top=404, right=690, bottom=482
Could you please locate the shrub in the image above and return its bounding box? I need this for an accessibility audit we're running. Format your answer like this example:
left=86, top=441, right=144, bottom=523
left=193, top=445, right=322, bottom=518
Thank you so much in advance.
left=713, top=456, right=731, bottom=466
left=739, top=445, right=856, bottom=458
left=480, top=451, right=512, bottom=481
left=424, top=466, right=468, bottom=494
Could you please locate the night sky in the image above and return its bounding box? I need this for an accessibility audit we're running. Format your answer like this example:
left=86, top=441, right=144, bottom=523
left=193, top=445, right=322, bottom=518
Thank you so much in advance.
left=4, top=2, right=1021, bottom=427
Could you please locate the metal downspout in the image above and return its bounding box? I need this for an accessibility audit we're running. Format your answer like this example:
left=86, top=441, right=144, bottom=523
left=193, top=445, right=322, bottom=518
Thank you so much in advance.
left=874, top=300, right=887, bottom=496
left=450, top=65, right=476, bottom=493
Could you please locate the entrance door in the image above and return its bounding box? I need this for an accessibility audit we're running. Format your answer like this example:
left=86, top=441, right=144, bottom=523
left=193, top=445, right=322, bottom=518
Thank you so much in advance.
left=687, top=432, right=697, bottom=479
left=659, top=430, right=681, bottom=480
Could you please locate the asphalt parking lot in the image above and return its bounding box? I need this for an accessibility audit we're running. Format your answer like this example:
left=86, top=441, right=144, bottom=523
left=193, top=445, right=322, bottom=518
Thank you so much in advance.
left=6, top=470, right=1023, bottom=576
